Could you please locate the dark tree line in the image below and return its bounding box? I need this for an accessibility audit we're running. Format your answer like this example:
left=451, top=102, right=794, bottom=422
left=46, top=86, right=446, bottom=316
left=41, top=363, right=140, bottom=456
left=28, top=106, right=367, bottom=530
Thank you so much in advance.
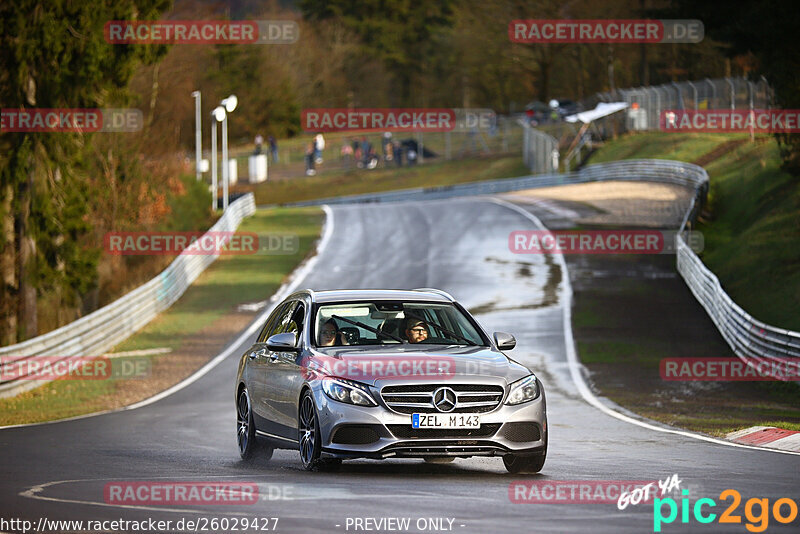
left=0, top=0, right=171, bottom=344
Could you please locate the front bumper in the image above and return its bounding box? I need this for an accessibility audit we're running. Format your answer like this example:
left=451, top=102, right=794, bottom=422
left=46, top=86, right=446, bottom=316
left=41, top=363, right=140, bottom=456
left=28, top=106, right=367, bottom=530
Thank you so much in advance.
left=312, top=383, right=547, bottom=460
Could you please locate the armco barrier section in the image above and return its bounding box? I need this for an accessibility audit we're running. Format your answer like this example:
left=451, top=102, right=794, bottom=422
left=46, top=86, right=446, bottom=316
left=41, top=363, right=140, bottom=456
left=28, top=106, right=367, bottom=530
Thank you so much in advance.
left=0, top=193, right=257, bottom=398
left=280, top=159, right=800, bottom=367
left=281, top=159, right=706, bottom=207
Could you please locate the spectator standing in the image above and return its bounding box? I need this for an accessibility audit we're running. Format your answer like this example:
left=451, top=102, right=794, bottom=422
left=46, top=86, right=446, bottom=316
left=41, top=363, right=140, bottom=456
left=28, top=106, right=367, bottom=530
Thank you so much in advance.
left=341, top=138, right=354, bottom=166
left=305, top=141, right=316, bottom=176
left=268, top=135, right=278, bottom=163
left=360, top=136, right=370, bottom=167
left=382, top=132, right=393, bottom=162
left=393, top=140, right=403, bottom=167
left=314, top=133, right=325, bottom=164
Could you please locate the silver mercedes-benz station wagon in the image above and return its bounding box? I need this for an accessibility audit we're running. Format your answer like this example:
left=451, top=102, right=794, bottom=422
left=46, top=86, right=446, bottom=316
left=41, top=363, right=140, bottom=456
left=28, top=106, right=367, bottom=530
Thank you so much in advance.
left=235, top=289, right=547, bottom=473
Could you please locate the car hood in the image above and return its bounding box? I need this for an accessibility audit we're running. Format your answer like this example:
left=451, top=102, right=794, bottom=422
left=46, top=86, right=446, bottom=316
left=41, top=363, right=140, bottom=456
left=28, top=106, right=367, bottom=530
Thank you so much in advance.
left=306, top=345, right=532, bottom=387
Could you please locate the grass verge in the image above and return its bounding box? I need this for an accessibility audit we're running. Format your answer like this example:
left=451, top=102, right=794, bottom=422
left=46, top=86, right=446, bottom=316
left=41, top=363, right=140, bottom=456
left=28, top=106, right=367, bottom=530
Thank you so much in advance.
left=252, top=154, right=528, bottom=205
left=572, top=131, right=800, bottom=436
left=590, top=131, right=800, bottom=329
left=0, top=207, right=324, bottom=426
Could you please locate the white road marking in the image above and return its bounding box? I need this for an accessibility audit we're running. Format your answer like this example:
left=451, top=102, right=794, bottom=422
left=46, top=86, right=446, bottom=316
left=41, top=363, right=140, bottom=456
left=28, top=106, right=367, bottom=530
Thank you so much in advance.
left=102, top=348, right=172, bottom=358
left=0, top=205, right=334, bottom=431
left=19, top=474, right=495, bottom=511
left=490, top=197, right=800, bottom=457
left=19, top=478, right=280, bottom=515
left=237, top=300, right=269, bottom=312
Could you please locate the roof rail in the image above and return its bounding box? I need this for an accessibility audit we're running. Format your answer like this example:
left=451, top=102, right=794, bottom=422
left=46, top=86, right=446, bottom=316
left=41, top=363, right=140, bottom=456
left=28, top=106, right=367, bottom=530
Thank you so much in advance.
left=413, top=288, right=455, bottom=301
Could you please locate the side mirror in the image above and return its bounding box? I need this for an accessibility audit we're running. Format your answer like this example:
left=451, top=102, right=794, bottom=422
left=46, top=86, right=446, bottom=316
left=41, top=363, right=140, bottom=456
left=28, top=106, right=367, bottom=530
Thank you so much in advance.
left=266, top=332, right=299, bottom=352
left=493, top=331, right=516, bottom=351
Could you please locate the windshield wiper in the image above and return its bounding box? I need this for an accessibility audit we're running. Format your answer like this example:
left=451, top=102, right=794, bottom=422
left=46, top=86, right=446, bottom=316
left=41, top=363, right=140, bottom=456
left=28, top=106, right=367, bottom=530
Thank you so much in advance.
left=403, top=311, right=478, bottom=346
left=331, top=315, right=404, bottom=343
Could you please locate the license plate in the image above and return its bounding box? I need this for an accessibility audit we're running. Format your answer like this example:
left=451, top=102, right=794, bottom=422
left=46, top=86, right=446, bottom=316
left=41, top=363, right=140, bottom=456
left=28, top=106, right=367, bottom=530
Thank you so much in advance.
left=412, top=413, right=480, bottom=429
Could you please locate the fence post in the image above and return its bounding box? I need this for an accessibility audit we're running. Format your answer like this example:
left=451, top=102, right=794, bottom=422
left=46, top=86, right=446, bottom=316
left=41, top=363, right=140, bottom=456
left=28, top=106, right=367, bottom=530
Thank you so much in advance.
left=726, top=77, right=735, bottom=110
left=760, top=75, right=771, bottom=108
left=672, top=81, right=684, bottom=109
left=748, top=80, right=755, bottom=142
left=705, top=78, right=716, bottom=108
left=687, top=81, right=698, bottom=110
left=654, top=88, right=661, bottom=129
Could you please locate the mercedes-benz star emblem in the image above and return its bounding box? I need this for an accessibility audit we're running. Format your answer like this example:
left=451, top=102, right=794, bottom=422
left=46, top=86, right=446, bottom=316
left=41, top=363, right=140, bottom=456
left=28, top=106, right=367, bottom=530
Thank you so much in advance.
left=433, top=387, right=457, bottom=413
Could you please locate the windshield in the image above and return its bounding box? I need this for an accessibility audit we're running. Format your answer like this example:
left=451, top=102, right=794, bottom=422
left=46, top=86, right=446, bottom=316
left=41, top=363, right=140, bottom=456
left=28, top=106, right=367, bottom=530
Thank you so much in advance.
left=314, top=301, right=485, bottom=347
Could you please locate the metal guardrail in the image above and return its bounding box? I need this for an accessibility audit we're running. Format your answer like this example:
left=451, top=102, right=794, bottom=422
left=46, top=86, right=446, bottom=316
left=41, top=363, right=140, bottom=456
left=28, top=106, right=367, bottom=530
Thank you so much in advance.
left=0, top=193, right=257, bottom=398
left=278, top=159, right=704, bottom=207
left=582, top=161, right=799, bottom=364
left=277, top=159, right=800, bottom=367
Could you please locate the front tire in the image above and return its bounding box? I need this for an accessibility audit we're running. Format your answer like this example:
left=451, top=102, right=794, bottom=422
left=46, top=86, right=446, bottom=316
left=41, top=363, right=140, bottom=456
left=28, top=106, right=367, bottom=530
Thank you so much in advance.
left=503, top=452, right=546, bottom=474
left=298, top=390, right=342, bottom=471
left=503, top=429, right=547, bottom=474
left=237, top=388, right=258, bottom=460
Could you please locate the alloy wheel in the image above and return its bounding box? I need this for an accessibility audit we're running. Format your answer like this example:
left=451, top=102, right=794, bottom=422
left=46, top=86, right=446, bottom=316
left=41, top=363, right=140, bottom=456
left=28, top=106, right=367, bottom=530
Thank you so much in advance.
left=299, top=393, right=317, bottom=467
left=237, top=389, right=254, bottom=458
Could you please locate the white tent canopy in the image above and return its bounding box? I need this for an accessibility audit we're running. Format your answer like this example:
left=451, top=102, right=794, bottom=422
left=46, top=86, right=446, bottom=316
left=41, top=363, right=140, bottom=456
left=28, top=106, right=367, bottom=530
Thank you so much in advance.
left=565, top=102, right=629, bottom=123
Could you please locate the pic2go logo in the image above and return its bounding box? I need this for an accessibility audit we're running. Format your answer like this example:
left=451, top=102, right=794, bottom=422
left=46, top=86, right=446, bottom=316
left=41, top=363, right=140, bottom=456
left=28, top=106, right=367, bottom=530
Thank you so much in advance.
left=654, top=489, right=798, bottom=532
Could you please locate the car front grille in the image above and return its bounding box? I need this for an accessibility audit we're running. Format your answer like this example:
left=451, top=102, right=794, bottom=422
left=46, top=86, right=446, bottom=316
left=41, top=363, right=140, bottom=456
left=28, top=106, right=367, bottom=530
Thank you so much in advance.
left=380, top=384, right=505, bottom=414
left=387, top=423, right=501, bottom=439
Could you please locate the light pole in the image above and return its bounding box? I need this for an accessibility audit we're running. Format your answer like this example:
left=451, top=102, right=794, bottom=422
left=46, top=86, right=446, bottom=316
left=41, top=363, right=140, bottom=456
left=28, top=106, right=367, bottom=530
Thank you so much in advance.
left=211, top=106, right=226, bottom=211
left=191, top=91, right=202, bottom=181
left=220, top=95, right=238, bottom=211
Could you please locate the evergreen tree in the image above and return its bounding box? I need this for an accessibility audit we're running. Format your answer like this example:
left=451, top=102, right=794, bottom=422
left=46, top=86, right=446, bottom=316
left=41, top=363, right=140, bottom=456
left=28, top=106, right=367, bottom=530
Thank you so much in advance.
left=0, top=0, right=171, bottom=342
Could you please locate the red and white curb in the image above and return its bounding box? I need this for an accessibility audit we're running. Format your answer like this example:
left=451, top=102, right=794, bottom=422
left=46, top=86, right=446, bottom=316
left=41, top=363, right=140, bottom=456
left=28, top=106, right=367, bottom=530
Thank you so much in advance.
left=726, top=426, right=800, bottom=452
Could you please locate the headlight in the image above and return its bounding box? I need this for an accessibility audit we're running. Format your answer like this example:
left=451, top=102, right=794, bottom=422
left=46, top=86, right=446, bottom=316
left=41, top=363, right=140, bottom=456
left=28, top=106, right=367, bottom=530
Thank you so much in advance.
left=322, top=378, right=377, bottom=406
left=505, top=375, right=539, bottom=405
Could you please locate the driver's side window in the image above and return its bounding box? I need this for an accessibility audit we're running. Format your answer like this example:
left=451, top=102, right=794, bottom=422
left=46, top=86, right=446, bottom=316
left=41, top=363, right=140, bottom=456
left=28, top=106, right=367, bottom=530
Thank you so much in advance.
left=256, top=303, right=287, bottom=343
left=285, top=303, right=305, bottom=347
left=272, top=302, right=297, bottom=337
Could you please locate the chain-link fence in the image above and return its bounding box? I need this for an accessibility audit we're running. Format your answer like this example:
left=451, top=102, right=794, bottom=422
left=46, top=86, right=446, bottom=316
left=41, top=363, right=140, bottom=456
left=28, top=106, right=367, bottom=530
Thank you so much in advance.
left=522, top=122, right=559, bottom=174
left=596, top=77, right=773, bottom=132
left=519, top=76, right=774, bottom=172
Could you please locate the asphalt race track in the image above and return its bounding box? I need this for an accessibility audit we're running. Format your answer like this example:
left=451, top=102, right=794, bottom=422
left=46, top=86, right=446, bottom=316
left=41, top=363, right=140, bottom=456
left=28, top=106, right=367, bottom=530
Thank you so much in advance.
left=1, top=197, right=798, bottom=534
